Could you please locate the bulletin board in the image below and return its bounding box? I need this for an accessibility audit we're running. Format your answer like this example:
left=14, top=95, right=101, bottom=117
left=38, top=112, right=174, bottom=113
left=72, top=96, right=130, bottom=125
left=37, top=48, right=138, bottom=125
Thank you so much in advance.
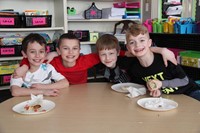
left=161, top=0, right=183, bottom=19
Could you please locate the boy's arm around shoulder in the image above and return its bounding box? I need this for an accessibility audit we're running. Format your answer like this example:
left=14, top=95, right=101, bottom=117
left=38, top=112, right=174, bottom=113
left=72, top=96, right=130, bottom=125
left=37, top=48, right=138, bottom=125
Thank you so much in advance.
left=13, top=58, right=30, bottom=79
left=13, top=64, right=29, bottom=79
left=81, top=53, right=100, bottom=67
left=150, top=47, right=177, bottom=66
left=46, top=51, right=59, bottom=64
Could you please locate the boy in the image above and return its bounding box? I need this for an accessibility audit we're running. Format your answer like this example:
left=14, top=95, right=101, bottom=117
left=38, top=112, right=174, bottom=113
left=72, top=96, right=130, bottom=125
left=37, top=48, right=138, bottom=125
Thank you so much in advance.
left=96, top=34, right=130, bottom=83
left=124, top=24, right=200, bottom=101
left=10, top=33, right=69, bottom=97
left=18, top=33, right=176, bottom=85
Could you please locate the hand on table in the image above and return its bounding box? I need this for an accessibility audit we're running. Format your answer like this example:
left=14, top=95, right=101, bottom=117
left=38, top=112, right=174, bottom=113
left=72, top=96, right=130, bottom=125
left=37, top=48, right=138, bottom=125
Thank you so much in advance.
left=43, top=89, right=60, bottom=97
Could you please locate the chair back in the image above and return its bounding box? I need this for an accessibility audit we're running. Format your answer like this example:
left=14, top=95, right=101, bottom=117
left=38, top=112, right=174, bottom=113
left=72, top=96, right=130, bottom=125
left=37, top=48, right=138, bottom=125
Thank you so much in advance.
left=113, top=20, right=137, bottom=35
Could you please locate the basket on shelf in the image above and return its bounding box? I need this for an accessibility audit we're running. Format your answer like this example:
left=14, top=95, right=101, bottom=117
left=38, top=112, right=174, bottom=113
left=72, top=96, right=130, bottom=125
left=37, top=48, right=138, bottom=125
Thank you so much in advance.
left=0, top=15, right=23, bottom=28
left=22, top=15, right=52, bottom=28
left=84, top=2, right=102, bottom=19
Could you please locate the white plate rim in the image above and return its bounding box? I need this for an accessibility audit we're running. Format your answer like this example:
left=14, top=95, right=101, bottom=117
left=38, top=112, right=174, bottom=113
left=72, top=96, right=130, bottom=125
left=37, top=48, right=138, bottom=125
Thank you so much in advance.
left=111, top=82, right=145, bottom=93
left=12, top=99, right=55, bottom=115
left=137, top=97, right=178, bottom=111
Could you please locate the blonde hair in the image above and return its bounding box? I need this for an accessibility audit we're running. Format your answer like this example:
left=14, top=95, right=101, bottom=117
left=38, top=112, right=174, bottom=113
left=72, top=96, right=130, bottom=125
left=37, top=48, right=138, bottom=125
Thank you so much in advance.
left=126, top=24, right=149, bottom=44
left=96, top=34, right=120, bottom=52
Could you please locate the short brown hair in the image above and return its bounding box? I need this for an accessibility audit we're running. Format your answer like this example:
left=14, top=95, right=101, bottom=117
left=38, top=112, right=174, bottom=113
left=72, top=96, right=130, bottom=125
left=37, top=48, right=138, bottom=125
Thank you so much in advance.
left=96, top=34, right=120, bottom=52
left=57, top=33, right=80, bottom=48
left=22, top=33, right=47, bottom=53
left=126, top=24, right=149, bottom=43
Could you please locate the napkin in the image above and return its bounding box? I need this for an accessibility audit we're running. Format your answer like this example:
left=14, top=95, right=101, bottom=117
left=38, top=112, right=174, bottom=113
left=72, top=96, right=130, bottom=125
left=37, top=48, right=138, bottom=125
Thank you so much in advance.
left=145, top=97, right=164, bottom=108
left=28, top=94, right=43, bottom=106
left=126, top=86, right=146, bottom=98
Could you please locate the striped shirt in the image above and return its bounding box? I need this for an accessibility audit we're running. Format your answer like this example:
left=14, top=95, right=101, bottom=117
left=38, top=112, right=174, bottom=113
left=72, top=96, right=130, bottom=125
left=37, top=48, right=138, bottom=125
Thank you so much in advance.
left=104, top=66, right=130, bottom=84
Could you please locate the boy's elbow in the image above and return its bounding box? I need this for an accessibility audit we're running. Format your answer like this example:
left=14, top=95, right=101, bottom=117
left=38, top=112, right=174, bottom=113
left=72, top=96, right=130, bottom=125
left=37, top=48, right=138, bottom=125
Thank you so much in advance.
left=10, top=86, right=21, bottom=97
left=59, top=79, right=69, bottom=89
left=11, top=89, right=19, bottom=97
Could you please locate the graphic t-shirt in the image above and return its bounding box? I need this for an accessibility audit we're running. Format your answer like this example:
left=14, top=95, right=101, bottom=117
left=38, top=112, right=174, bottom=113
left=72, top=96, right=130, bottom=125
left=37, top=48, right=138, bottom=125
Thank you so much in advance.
left=118, top=54, right=200, bottom=95
left=10, top=63, right=65, bottom=88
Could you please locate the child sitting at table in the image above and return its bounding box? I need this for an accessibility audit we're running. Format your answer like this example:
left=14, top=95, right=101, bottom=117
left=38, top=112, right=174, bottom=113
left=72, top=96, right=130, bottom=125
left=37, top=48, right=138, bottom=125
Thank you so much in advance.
left=10, top=33, right=69, bottom=97
left=122, top=24, right=200, bottom=101
left=16, top=33, right=177, bottom=85
left=95, top=34, right=130, bottom=83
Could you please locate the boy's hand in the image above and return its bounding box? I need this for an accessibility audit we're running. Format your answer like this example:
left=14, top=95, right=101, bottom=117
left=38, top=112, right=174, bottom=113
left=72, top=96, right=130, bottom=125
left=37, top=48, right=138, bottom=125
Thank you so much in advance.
left=161, top=48, right=177, bottom=67
left=43, top=89, right=60, bottom=97
left=125, top=51, right=134, bottom=57
left=147, top=79, right=162, bottom=92
left=13, top=65, right=28, bottom=79
left=46, top=51, right=58, bottom=64
left=150, top=89, right=161, bottom=97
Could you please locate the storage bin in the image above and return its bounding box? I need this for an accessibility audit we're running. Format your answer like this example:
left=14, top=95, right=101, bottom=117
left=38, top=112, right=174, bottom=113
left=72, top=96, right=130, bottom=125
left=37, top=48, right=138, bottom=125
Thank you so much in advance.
left=143, top=19, right=152, bottom=32
left=113, top=1, right=125, bottom=8
left=0, top=15, right=22, bottom=28
left=84, top=2, right=102, bottom=19
left=23, top=15, right=52, bottom=28
left=0, top=45, right=22, bottom=57
left=179, top=51, right=200, bottom=68
left=0, top=61, right=20, bottom=75
left=0, top=74, right=11, bottom=86
left=68, top=30, right=90, bottom=42
left=125, top=2, right=140, bottom=8
left=152, top=19, right=164, bottom=33
left=46, top=43, right=56, bottom=53
left=174, top=18, right=196, bottom=34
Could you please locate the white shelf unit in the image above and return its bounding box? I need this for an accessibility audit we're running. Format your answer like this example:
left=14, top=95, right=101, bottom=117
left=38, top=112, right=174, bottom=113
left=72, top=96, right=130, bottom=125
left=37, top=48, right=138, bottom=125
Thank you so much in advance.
left=0, top=0, right=67, bottom=90
left=0, top=85, right=11, bottom=90
left=0, top=57, right=23, bottom=62
left=66, top=0, right=143, bottom=54
left=0, top=0, right=67, bottom=35
left=66, top=0, right=143, bottom=33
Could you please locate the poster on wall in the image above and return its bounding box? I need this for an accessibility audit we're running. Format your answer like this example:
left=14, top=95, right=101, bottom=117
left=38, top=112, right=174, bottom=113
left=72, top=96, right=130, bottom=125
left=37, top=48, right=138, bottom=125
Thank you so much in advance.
left=161, top=0, right=183, bottom=19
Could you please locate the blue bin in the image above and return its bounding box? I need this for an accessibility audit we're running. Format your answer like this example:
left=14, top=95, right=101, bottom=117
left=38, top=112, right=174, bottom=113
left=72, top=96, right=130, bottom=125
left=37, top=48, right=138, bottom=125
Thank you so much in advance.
left=175, top=18, right=196, bottom=34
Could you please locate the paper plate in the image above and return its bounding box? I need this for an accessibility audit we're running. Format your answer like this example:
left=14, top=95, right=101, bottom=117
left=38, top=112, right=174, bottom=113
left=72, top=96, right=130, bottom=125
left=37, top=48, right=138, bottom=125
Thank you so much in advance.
left=12, top=100, right=55, bottom=115
left=137, top=97, right=178, bottom=111
left=111, top=83, right=145, bottom=93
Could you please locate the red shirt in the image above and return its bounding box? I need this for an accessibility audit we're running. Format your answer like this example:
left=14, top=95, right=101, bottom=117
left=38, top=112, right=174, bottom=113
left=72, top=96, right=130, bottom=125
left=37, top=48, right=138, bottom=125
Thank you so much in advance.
left=20, top=51, right=125, bottom=84
left=20, top=53, right=100, bottom=84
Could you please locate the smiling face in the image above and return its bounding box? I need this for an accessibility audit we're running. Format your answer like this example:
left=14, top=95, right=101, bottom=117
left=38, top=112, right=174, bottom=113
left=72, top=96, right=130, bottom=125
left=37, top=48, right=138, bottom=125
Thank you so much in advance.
left=126, top=24, right=152, bottom=58
left=57, top=38, right=80, bottom=67
left=96, top=34, right=120, bottom=68
left=22, top=41, right=46, bottom=70
left=98, top=48, right=118, bottom=68
left=126, top=33, right=152, bottom=57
